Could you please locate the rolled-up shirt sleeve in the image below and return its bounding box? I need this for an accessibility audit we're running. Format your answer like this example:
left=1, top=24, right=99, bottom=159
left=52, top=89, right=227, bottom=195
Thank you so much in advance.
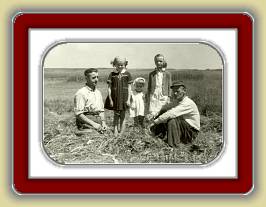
left=154, top=103, right=193, bottom=124
left=74, top=93, right=85, bottom=116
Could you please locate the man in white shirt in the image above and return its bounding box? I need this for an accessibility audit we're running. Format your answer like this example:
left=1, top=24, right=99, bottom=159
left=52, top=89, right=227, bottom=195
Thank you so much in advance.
left=149, top=81, right=200, bottom=146
left=74, top=68, right=107, bottom=133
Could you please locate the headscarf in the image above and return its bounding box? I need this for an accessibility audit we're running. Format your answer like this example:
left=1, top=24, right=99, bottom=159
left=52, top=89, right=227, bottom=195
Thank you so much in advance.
left=133, top=77, right=146, bottom=86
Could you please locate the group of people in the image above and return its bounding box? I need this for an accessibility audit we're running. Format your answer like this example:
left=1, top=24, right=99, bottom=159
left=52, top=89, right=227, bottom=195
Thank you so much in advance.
left=74, top=54, right=200, bottom=147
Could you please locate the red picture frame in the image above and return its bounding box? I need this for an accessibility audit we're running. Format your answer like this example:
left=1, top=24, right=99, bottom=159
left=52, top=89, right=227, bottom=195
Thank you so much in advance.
left=13, top=13, right=253, bottom=194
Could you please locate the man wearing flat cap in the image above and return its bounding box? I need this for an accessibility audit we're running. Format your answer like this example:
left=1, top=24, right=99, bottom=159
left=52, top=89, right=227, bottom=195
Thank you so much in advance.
left=74, top=68, right=107, bottom=133
left=149, top=81, right=200, bottom=147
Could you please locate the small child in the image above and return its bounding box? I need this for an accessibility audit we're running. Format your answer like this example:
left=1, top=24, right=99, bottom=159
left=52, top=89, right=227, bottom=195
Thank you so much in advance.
left=129, top=77, right=146, bottom=128
left=104, top=56, right=133, bottom=137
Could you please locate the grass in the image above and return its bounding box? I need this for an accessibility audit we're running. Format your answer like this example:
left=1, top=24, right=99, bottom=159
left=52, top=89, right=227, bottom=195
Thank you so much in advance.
left=43, top=68, right=223, bottom=164
left=44, top=111, right=222, bottom=164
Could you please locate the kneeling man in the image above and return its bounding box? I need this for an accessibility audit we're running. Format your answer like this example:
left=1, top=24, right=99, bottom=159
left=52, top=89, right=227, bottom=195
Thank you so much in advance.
left=74, top=68, right=107, bottom=133
left=149, top=81, right=200, bottom=147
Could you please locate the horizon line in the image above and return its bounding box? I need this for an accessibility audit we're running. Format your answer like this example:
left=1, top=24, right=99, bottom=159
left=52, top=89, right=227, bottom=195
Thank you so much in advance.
left=44, top=67, right=222, bottom=70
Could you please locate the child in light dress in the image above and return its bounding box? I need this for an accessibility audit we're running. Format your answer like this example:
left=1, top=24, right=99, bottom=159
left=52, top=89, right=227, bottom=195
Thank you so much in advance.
left=147, top=54, right=172, bottom=118
left=129, top=77, right=146, bottom=128
left=104, top=56, right=133, bottom=137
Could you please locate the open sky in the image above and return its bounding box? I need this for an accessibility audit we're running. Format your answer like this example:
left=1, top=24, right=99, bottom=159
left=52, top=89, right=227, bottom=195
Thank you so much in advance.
left=43, top=43, right=223, bottom=70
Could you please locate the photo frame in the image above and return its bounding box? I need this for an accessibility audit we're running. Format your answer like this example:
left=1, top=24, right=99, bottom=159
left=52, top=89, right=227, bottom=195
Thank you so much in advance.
left=12, top=12, right=253, bottom=194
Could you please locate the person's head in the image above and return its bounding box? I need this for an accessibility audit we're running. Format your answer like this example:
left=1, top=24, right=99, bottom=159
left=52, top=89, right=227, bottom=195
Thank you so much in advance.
left=84, top=68, right=99, bottom=89
left=111, top=56, right=128, bottom=72
left=154, top=54, right=167, bottom=70
left=133, top=77, right=145, bottom=92
left=170, top=81, right=187, bottom=102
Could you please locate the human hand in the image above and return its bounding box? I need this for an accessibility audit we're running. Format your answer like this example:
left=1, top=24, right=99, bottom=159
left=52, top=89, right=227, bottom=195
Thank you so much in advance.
left=146, top=113, right=154, bottom=121
left=126, top=99, right=131, bottom=107
left=94, top=123, right=107, bottom=134
left=89, top=104, right=97, bottom=111
left=130, top=103, right=136, bottom=109
left=147, top=123, right=156, bottom=136
left=101, top=122, right=108, bottom=131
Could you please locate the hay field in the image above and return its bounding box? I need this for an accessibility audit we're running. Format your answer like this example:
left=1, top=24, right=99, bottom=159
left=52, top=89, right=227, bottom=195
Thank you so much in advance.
left=43, top=68, right=223, bottom=164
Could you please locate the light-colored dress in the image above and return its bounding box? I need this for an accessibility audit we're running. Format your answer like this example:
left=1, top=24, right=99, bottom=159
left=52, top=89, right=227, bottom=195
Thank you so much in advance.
left=129, top=91, right=145, bottom=118
left=149, top=71, right=169, bottom=115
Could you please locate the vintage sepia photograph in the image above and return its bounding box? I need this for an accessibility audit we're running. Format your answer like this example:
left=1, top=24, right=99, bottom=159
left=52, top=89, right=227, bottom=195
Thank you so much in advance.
left=42, top=42, right=223, bottom=165
left=13, top=12, right=252, bottom=194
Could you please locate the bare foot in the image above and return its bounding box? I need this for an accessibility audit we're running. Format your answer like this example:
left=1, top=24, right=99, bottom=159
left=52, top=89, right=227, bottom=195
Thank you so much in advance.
left=114, top=129, right=119, bottom=137
left=119, top=131, right=124, bottom=137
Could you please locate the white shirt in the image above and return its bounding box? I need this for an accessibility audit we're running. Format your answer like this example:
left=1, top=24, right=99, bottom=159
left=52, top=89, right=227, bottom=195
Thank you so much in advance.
left=129, top=91, right=145, bottom=117
left=154, top=96, right=200, bottom=130
left=74, top=85, right=104, bottom=116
